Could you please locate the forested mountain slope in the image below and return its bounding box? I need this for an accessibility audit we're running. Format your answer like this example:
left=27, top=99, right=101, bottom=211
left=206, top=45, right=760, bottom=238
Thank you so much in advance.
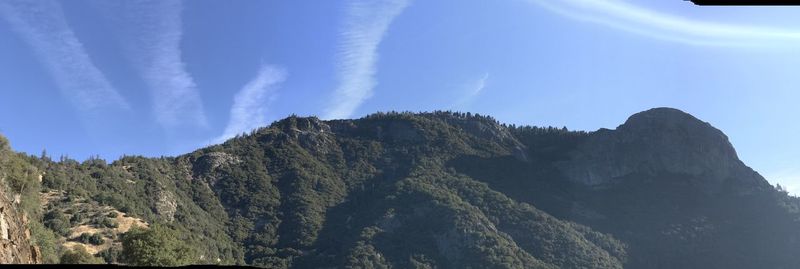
left=1, top=108, right=799, bottom=268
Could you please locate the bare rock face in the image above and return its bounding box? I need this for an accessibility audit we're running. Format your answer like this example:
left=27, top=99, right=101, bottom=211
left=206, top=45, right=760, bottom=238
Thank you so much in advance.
left=0, top=186, right=40, bottom=264
left=155, top=189, right=178, bottom=222
left=197, top=152, right=241, bottom=173
left=293, top=118, right=336, bottom=155
left=276, top=116, right=338, bottom=154
left=558, top=108, right=767, bottom=188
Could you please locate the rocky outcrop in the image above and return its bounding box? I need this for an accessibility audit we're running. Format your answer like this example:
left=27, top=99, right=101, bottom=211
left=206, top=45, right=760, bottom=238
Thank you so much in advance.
left=196, top=152, right=241, bottom=173
left=558, top=108, right=768, bottom=188
left=274, top=116, right=338, bottom=155
left=155, top=189, right=178, bottom=222
left=0, top=186, right=40, bottom=264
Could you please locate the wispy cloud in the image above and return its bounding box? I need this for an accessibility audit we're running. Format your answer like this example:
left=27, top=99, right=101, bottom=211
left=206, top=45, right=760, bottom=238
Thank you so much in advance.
left=322, top=0, right=411, bottom=120
left=99, top=0, right=207, bottom=129
left=450, top=72, right=490, bottom=110
left=528, top=0, right=800, bottom=46
left=214, top=65, right=287, bottom=143
left=0, top=0, right=129, bottom=112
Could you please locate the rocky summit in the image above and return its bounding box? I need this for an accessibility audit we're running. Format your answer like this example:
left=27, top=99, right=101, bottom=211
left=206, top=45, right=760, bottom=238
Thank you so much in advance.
left=558, top=108, right=767, bottom=189
left=0, top=108, right=798, bottom=268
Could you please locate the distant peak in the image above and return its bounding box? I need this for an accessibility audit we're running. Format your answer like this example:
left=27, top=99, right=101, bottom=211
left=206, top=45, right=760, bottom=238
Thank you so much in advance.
left=558, top=107, right=762, bottom=186
left=619, top=107, right=705, bottom=131
left=629, top=107, right=693, bottom=119
left=636, top=107, right=689, bottom=114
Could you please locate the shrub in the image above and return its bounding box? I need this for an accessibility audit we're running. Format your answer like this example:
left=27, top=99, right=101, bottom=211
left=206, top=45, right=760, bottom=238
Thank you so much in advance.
left=69, top=213, right=85, bottom=225
left=43, top=211, right=71, bottom=236
left=101, top=218, right=118, bottom=228
left=78, top=232, right=105, bottom=245
left=60, top=245, right=103, bottom=264
left=121, top=224, right=197, bottom=266
left=29, top=221, right=60, bottom=263
left=98, top=245, right=123, bottom=264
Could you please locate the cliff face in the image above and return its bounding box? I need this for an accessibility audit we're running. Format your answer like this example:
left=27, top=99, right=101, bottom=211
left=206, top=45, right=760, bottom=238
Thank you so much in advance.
left=0, top=186, right=40, bottom=264
left=0, top=135, right=39, bottom=264
left=558, top=107, right=768, bottom=190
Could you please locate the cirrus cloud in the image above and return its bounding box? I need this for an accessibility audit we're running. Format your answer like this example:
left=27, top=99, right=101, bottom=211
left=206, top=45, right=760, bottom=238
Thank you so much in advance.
left=95, top=0, right=208, bottom=129
left=528, top=0, right=800, bottom=46
left=0, top=0, right=129, bottom=113
left=215, top=65, right=287, bottom=143
left=322, top=0, right=411, bottom=120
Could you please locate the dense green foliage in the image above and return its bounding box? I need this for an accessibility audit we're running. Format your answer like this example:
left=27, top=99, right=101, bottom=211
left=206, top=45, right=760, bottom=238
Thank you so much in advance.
left=120, top=224, right=197, bottom=266
left=36, top=154, right=242, bottom=264
left=43, top=210, right=71, bottom=236
left=175, top=112, right=626, bottom=268
left=4, top=110, right=800, bottom=268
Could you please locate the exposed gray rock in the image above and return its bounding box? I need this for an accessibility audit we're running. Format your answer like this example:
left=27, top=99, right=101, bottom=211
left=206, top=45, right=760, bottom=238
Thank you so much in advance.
left=513, top=145, right=529, bottom=162
left=198, top=152, right=241, bottom=172
left=279, top=117, right=338, bottom=155
left=155, top=189, right=178, bottom=222
left=439, top=114, right=525, bottom=150
left=558, top=108, right=767, bottom=188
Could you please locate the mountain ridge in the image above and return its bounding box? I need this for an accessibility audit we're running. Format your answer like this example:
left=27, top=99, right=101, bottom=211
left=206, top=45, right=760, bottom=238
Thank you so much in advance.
left=1, top=108, right=799, bottom=268
left=557, top=107, right=767, bottom=189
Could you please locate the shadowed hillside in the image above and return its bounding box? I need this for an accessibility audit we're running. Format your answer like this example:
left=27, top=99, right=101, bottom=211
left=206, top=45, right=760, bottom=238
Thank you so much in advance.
left=2, top=108, right=799, bottom=268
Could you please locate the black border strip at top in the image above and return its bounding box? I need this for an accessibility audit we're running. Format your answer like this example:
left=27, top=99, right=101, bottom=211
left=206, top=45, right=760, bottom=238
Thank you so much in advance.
left=689, top=0, right=800, bottom=5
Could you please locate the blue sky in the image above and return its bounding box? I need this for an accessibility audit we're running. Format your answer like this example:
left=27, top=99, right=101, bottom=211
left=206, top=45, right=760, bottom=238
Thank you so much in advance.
left=2, top=0, right=800, bottom=192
